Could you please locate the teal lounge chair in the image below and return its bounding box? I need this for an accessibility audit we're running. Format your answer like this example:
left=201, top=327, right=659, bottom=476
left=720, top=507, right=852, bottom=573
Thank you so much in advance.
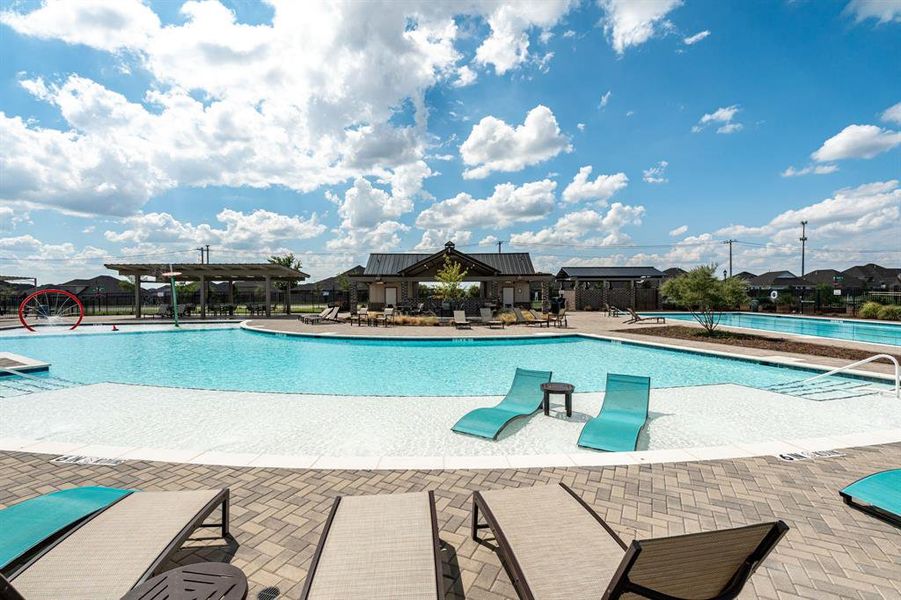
left=840, top=469, right=901, bottom=527
left=452, top=368, right=552, bottom=439
left=0, top=486, right=132, bottom=571
left=578, top=373, right=650, bottom=452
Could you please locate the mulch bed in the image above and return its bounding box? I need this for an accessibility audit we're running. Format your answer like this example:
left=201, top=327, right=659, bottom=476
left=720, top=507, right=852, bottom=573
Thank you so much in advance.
left=615, top=325, right=901, bottom=364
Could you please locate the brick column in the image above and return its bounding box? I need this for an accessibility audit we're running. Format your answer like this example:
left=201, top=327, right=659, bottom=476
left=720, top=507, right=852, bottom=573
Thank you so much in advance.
left=540, top=281, right=549, bottom=310
left=350, top=284, right=358, bottom=314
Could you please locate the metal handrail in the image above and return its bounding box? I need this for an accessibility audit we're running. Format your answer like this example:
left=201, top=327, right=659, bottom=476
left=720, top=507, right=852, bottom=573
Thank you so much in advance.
left=794, top=354, right=899, bottom=399
left=0, top=367, right=76, bottom=387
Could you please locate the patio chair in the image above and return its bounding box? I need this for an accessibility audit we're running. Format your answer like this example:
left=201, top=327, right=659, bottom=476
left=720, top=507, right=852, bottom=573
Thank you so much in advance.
left=3, top=488, right=230, bottom=600
left=453, top=310, right=471, bottom=329
left=839, top=469, right=901, bottom=527
left=351, top=307, right=369, bottom=326
left=551, top=308, right=567, bottom=328
left=451, top=368, right=552, bottom=439
left=578, top=374, right=651, bottom=452
left=299, top=491, right=444, bottom=600
left=512, top=307, right=547, bottom=327
left=376, top=306, right=395, bottom=326
left=471, top=482, right=788, bottom=600
left=0, top=486, right=132, bottom=571
left=623, top=308, right=665, bottom=325
left=301, top=307, right=331, bottom=324
left=480, top=308, right=504, bottom=329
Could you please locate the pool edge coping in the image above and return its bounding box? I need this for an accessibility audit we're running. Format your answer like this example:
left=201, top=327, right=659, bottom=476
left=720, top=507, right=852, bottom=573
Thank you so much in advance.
left=1, top=428, right=898, bottom=471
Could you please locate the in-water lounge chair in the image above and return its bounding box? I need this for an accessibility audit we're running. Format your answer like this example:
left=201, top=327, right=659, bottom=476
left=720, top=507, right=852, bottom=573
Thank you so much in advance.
left=840, top=469, right=901, bottom=527
left=3, top=488, right=230, bottom=600
left=623, top=308, right=666, bottom=325
left=578, top=374, right=651, bottom=452
left=471, top=483, right=788, bottom=600
left=452, top=368, right=552, bottom=439
left=453, top=310, right=471, bottom=329
left=299, top=491, right=444, bottom=600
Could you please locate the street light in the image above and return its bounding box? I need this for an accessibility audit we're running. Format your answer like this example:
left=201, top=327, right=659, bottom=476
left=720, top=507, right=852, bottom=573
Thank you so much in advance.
left=161, top=265, right=182, bottom=328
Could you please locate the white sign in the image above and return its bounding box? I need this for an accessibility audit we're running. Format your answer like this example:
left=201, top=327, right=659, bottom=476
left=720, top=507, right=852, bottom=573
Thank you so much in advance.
left=833, top=289, right=841, bottom=296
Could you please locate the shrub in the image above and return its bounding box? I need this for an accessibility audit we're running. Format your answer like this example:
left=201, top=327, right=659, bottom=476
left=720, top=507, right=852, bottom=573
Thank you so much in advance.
left=876, top=305, right=901, bottom=321
left=859, top=301, right=882, bottom=319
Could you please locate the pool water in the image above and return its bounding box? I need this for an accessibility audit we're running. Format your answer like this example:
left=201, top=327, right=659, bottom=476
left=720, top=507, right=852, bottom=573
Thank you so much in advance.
left=650, top=312, right=901, bottom=346
left=0, top=325, right=869, bottom=396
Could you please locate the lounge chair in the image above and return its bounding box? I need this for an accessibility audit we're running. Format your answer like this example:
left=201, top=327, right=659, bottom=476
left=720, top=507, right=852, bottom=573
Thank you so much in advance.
left=301, top=307, right=331, bottom=324
left=453, top=310, right=471, bottom=329
left=3, top=488, right=230, bottom=600
left=526, top=309, right=551, bottom=327
left=623, top=308, right=665, bottom=324
left=452, top=368, right=552, bottom=439
left=605, top=303, right=625, bottom=317
left=299, top=491, right=444, bottom=600
left=578, top=374, right=650, bottom=452
left=0, top=486, right=131, bottom=571
left=322, top=306, right=341, bottom=322
left=471, top=482, right=788, bottom=600
left=840, top=469, right=901, bottom=527
left=480, top=308, right=504, bottom=329
left=512, top=307, right=547, bottom=327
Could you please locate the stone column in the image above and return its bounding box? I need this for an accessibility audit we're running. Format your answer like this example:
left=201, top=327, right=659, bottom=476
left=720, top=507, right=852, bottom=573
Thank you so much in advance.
left=540, top=280, right=549, bottom=310
left=350, top=283, right=358, bottom=314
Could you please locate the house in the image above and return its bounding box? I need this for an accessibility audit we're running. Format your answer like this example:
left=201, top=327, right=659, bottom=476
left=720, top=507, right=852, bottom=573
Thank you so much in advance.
left=662, top=267, right=686, bottom=279
left=351, top=241, right=552, bottom=312
left=733, top=271, right=757, bottom=281
left=746, top=271, right=813, bottom=294
left=841, top=264, right=901, bottom=292
left=802, top=269, right=865, bottom=296
left=555, top=266, right=665, bottom=311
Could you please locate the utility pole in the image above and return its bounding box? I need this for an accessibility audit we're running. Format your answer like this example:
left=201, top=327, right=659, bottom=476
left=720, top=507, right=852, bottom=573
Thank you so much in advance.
left=722, top=239, right=735, bottom=277
left=497, top=240, right=504, bottom=254
left=800, top=221, right=808, bottom=276
left=195, top=247, right=205, bottom=264
left=205, top=244, right=210, bottom=264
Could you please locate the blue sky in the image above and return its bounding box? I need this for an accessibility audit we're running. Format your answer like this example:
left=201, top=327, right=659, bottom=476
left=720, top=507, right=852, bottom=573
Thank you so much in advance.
left=0, top=0, right=899, bottom=282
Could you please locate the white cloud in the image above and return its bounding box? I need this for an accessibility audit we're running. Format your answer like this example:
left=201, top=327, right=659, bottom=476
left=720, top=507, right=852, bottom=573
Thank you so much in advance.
left=452, top=65, right=477, bottom=88
left=561, top=166, right=628, bottom=204
left=811, top=124, right=901, bottom=161
left=683, top=30, right=710, bottom=45
left=600, top=90, right=612, bottom=108
left=510, top=202, right=645, bottom=246
left=669, top=225, right=687, bottom=236
left=413, top=228, right=472, bottom=251
left=882, top=101, right=901, bottom=125
left=642, top=160, right=669, bottom=184
left=781, top=164, right=839, bottom=177
left=692, top=105, right=742, bottom=134
left=577, top=122, right=586, bottom=131
left=417, top=179, right=557, bottom=230
left=104, top=208, right=325, bottom=248
left=325, top=220, right=409, bottom=253
left=845, top=0, right=901, bottom=24
left=598, top=0, right=682, bottom=55
left=460, top=105, right=571, bottom=179
left=473, top=1, right=576, bottom=75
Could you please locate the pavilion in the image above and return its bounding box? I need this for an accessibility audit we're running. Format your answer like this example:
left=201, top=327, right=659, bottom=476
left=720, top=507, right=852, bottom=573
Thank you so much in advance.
left=104, top=263, right=309, bottom=318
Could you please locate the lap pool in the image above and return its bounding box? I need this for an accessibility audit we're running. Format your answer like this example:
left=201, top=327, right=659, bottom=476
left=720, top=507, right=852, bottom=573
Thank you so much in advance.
left=0, top=324, right=885, bottom=395
left=649, top=312, right=901, bottom=346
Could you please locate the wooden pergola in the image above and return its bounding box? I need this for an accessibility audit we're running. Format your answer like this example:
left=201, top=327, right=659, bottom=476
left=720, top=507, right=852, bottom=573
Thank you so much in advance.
left=104, top=263, right=309, bottom=318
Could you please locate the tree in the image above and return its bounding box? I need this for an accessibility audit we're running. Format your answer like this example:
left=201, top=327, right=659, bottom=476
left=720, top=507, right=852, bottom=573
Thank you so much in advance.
left=660, top=265, right=747, bottom=334
left=434, top=256, right=468, bottom=308
left=268, top=253, right=304, bottom=314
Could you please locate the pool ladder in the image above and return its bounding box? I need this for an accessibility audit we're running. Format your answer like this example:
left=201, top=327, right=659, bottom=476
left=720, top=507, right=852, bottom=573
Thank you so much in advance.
left=766, top=354, right=900, bottom=401
left=0, top=367, right=77, bottom=398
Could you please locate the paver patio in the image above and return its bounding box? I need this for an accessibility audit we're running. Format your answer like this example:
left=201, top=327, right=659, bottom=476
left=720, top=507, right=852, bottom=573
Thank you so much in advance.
left=2, top=443, right=898, bottom=599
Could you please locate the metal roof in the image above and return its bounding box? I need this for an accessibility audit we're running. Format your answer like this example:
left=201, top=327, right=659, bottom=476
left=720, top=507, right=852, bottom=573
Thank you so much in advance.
left=556, top=266, right=664, bottom=279
left=361, top=251, right=537, bottom=276
left=105, top=263, right=309, bottom=282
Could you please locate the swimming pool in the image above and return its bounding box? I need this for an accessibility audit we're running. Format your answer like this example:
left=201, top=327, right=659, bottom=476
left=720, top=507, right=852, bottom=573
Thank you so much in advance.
left=650, top=312, right=901, bottom=346
left=0, top=324, right=877, bottom=395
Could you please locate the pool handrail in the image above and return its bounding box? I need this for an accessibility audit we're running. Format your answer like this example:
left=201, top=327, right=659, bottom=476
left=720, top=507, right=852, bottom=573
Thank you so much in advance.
left=792, top=354, right=899, bottom=399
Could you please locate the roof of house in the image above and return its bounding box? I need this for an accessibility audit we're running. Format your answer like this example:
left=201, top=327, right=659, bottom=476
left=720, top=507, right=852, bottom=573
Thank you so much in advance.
left=746, top=270, right=811, bottom=287
left=802, top=269, right=865, bottom=288
left=360, top=243, right=538, bottom=277
left=296, top=265, right=365, bottom=290
left=733, top=271, right=757, bottom=280
left=663, top=267, right=687, bottom=277
left=556, top=266, right=665, bottom=279
left=841, top=263, right=901, bottom=287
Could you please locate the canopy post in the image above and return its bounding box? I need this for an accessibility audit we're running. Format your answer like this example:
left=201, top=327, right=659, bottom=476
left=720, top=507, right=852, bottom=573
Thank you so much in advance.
left=133, top=273, right=142, bottom=319
left=199, top=274, right=207, bottom=319
left=265, top=276, right=272, bottom=317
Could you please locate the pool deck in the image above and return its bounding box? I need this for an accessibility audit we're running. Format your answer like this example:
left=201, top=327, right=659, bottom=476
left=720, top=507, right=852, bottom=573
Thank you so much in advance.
left=2, top=443, right=899, bottom=599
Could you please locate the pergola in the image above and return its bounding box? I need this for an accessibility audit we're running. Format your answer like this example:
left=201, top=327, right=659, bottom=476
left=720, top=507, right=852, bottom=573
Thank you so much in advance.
left=104, top=263, right=309, bottom=318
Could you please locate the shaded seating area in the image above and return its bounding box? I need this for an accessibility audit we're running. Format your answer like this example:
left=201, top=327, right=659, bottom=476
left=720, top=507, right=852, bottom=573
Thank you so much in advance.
left=471, top=483, right=788, bottom=600
left=840, top=469, right=901, bottom=527
left=452, top=368, right=552, bottom=439
left=105, top=263, right=309, bottom=319
left=2, top=487, right=231, bottom=600
left=578, top=374, right=651, bottom=452
left=300, top=491, right=443, bottom=599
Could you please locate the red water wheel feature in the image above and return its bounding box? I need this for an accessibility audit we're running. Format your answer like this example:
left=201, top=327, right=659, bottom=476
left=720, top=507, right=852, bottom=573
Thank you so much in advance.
left=18, top=289, right=85, bottom=332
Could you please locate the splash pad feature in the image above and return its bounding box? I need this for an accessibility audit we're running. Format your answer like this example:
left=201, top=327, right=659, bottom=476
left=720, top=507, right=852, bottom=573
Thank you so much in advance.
left=18, top=289, right=85, bottom=332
